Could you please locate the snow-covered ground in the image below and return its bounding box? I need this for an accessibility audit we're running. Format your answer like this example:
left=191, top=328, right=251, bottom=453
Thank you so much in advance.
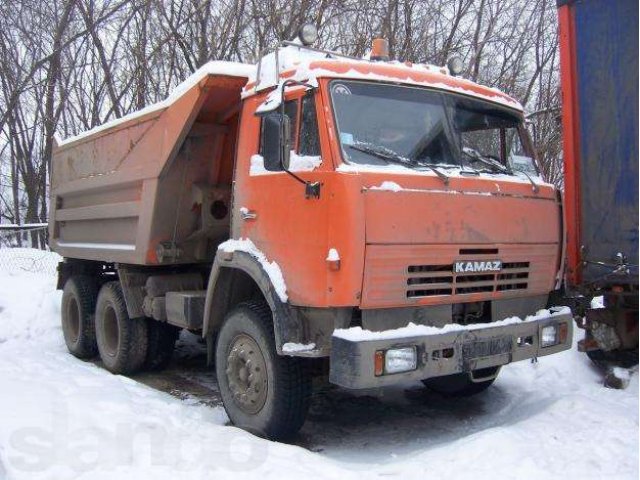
left=0, top=249, right=637, bottom=479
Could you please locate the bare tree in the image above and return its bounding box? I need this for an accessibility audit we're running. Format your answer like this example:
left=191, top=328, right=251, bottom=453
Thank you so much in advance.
left=0, top=0, right=566, bottom=245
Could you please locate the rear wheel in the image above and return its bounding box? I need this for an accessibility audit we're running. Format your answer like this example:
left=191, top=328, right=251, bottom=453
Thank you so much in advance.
left=95, top=282, right=148, bottom=375
left=61, top=276, right=98, bottom=359
left=423, top=367, right=500, bottom=397
left=215, top=301, right=311, bottom=440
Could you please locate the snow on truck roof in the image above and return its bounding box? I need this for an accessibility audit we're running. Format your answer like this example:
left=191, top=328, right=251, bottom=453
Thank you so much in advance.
left=56, top=61, right=256, bottom=147
left=56, top=47, right=522, bottom=147
left=244, top=46, right=523, bottom=111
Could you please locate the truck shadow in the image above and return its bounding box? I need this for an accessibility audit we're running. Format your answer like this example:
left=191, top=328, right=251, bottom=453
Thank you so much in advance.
left=130, top=331, right=223, bottom=408
left=130, top=331, right=557, bottom=460
left=296, top=382, right=556, bottom=461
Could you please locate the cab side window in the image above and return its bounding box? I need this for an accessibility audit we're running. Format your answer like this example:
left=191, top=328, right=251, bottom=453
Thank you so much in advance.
left=299, top=93, right=320, bottom=156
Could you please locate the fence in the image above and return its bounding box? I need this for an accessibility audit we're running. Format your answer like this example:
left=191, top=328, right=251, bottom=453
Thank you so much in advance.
left=0, top=224, right=60, bottom=276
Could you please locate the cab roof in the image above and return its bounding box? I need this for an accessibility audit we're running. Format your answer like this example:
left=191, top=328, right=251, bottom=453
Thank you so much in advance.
left=244, top=47, right=523, bottom=112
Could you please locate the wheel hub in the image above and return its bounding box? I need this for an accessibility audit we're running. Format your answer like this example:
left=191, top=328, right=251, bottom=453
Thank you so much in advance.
left=226, top=334, right=268, bottom=414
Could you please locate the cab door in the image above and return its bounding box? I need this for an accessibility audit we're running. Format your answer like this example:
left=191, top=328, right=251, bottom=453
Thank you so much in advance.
left=232, top=89, right=331, bottom=306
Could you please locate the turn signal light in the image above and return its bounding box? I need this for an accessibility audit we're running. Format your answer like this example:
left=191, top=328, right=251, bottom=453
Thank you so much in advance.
left=371, top=38, right=390, bottom=61
left=374, top=350, right=385, bottom=376
left=558, top=322, right=568, bottom=344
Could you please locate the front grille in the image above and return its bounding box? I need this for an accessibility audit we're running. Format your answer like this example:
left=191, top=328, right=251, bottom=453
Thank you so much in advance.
left=406, top=261, right=530, bottom=298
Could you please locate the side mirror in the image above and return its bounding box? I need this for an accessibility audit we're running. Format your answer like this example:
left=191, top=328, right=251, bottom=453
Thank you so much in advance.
left=261, top=112, right=291, bottom=172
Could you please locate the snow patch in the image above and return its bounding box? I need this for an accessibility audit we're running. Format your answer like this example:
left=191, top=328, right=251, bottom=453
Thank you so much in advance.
left=249, top=154, right=270, bottom=175
left=250, top=152, right=322, bottom=175
left=304, top=65, right=522, bottom=111
left=591, top=296, right=605, bottom=309
left=246, top=46, right=519, bottom=111
left=255, top=87, right=283, bottom=114
left=611, top=366, right=631, bottom=382
left=289, top=152, right=322, bottom=171
left=248, top=46, right=326, bottom=91
left=0, top=223, right=49, bottom=229
left=370, top=181, right=403, bottom=192
left=218, top=238, right=287, bottom=302
left=282, top=342, right=316, bottom=354
left=334, top=307, right=572, bottom=342
left=338, top=162, right=553, bottom=188
left=0, top=249, right=637, bottom=479
left=58, top=61, right=255, bottom=147
left=326, top=248, right=340, bottom=262
left=0, top=248, right=61, bottom=276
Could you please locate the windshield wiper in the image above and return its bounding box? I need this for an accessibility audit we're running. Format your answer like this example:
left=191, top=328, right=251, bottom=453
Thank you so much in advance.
left=347, top=142, right=449, bottom=185
left=513, top=169, right=540, bottom=193
left=462, top=147, right=510, bottom=174
left=461, top=147, right=539, bottom=193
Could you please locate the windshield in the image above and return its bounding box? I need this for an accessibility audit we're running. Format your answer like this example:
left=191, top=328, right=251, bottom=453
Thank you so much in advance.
left=329, top=80, right=539, bottom=177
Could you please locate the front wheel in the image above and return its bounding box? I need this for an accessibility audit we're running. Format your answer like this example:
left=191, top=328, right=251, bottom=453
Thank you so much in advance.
left=215, top=301, right=311, bottom=440
left=422, top=367, right=500, bottom=397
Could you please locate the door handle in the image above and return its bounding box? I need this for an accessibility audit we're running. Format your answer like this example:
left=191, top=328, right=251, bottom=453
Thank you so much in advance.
left=240, top=208, right=257, bottom=220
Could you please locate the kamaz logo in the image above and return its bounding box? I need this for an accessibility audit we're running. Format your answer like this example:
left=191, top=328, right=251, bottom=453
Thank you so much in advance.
left=454, top=260, right=502, bottom=273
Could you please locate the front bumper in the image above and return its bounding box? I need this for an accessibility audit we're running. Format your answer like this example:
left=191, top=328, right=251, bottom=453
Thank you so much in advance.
left=329, top=309, right=573, bottom=389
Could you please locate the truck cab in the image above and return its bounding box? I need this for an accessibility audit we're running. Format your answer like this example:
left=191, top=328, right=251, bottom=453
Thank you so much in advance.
left=50, top=30, right=572, bottom=440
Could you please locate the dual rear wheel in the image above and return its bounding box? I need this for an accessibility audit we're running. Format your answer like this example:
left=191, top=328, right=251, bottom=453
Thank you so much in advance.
left=61, top=277, right=312, bottom=440
left=61, top=277, right=179, bottom=374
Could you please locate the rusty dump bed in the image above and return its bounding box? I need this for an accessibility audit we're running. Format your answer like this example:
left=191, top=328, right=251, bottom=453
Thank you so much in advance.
left=49, top=63, right=254, bottom=265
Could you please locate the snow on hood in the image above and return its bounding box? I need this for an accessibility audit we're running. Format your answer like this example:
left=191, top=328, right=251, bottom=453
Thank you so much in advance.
left=340, top=163, right=552, bottom=190
left=58, top=61, right=255, bottom=147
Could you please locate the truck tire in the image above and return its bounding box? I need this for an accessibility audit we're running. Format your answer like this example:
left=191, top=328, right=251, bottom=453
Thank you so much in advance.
left=144, top=321, right=180, bottom=370
left=422, top=367, right=500, bottom=397
left=61, top=276, right=98, bottom=359
left=95, top=281, right=148, bottom=375
left=215, top=300, right=311, bottom=440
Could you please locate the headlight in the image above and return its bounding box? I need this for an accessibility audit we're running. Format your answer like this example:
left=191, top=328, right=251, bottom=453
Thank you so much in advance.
left=541, top=325, right=558, bottom=347
left=381, top=347, right=417, bottom=375
left=297, top=24, right=319, bottom=46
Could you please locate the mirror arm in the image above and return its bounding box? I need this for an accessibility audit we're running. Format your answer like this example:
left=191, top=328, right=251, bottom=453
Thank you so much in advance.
left=278, top=80, right=321, bottom=198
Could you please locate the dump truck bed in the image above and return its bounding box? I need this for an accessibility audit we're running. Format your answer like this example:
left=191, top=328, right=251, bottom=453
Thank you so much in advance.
left=49, top=62, right=254, bottom=265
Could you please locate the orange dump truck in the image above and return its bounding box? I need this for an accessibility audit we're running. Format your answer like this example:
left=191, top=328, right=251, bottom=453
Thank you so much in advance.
left=50, top=29, right=572, bottom=439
